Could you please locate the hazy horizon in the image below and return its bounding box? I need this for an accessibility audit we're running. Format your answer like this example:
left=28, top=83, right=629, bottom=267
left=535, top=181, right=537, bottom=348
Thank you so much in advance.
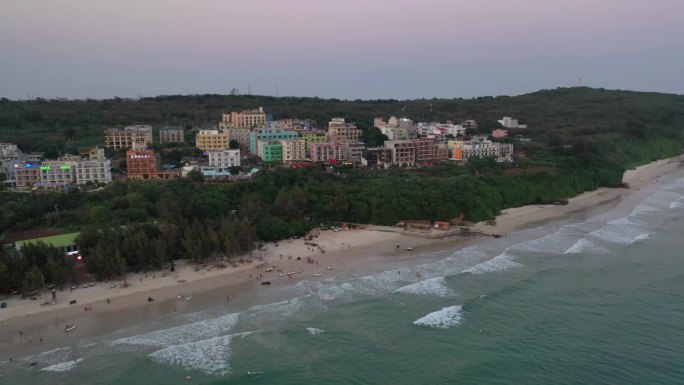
left=2, top=0, right=683, bottom=100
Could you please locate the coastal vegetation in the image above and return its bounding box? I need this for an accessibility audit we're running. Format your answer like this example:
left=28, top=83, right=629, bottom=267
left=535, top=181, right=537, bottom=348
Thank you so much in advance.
left=1, top=87, right=683, bottom=291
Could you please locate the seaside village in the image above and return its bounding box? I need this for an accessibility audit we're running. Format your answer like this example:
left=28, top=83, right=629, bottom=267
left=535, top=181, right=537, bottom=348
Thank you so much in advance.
left=1, top=109, right=524, bottom=260
left=1, top=107, right=521, bottom=189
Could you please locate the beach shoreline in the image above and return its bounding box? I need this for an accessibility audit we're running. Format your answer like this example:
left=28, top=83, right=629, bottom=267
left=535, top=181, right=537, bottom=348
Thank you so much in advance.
left=1, top=155, right=682, bottom=360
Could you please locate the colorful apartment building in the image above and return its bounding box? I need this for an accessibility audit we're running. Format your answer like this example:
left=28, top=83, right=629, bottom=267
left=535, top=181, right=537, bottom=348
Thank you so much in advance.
left=249, top=129, right=298, bottom=155
left=281, top=140, right=307, bottom=164
left=104, top=125, right=153, bottom=149
left=219, top=107, right=267, bottom=129
left=195, top=129, right=230, bottom=151
left=300, top=132, right=327, bottom=152
left=327, top=118, right=362, bottom=143
left=261, top=142, right=283, bottom=164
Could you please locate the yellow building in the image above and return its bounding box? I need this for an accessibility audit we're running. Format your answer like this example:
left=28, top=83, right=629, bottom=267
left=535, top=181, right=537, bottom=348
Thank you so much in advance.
left=195, top=129, right=230, bottom=151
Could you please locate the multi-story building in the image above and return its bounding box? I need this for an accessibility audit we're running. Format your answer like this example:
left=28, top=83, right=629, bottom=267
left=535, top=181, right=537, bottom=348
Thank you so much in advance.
left=327, top=118, right=362, bottom=143
left=310, top=143, right=336, bottom=163
left=498, top=116, right=527, bottom=129
left=37, top=159, right=78, bottom=190
left=375, top=117, right=415, bottom=140
left=219, top=107, right=267, bottom=129
left=126, top=150, right=179, bottom=180
left=0, top=143, right=19, bottom=158
left=250, top=129, right=298, bottom=155
left=451, top=137, right=514, bottom=162
left=227, top=127, right=251, bottom=152
left=385, top=140, right=416, bottom=166
left=261, top=142, right=283, bottom=164
left=75, top=158, right=111, bottom=185
left=14, top=163, right=41, bottom=191
left=300, top=132, right=327, bottom=152
left=414, top=139, right=449, bottom=164
left=195, top=129, right=230, bottom=151
left=104, top=125, right=153, bottom=149
left=362, top=147, right=393, bottom=168
left=159, top=127, right=185, bottom=144
left=310, top=142, right=364, bottom=164
left=126, top=150, right=159, bottom=179
left=208, top=149, right=241, bottom=168
left=281, top=140, right=307, bottom=164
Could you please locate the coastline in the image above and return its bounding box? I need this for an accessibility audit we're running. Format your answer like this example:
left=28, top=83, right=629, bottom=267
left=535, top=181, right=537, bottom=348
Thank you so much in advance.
left=1, top=155, right=683, bottom=360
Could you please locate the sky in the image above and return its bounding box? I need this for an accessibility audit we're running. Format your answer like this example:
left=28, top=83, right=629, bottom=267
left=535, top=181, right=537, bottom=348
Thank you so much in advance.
left=1, top=0, right=683, bottom=100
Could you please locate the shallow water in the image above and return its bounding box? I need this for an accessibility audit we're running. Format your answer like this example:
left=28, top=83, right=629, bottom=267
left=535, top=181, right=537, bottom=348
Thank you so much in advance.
left=3, top=173, right=684, bottom=385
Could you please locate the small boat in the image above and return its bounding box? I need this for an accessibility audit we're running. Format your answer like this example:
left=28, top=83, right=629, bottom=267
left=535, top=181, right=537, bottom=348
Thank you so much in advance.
left=326, top=266, right=335, bottom=270
left=279, top=273, right=287, bottom=277
left=405, top=247, right=413, bottom=251
left=247, top=371, right=264, bottom=375
left=265, top=267, right=274, bottom=272
left=185, top=296, right=192, bottom=301
left=64, top=325, right=77, bottom=333
left=261, top=281, right=271, bottom=285
left=313, top=273, right=323, bottom=277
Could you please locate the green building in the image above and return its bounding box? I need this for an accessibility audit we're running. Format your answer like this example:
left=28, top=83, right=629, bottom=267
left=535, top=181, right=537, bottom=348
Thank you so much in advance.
left=261, top=142, right=283, bottom=165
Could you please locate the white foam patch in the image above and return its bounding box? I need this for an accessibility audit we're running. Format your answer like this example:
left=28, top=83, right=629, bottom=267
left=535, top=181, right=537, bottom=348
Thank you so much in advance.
left=630, top=233, right=650, bottom=244
left=40, top=358, right=83, bottom=372
left=306, top=327, right=325, bottom=335
left=564, top=239, right=595, bottom=254
left=670, top=198, right=684, bottom=209
left=149, top=334, right=233, bottom=376
left=394, top=277, right=453, bottom=297
left=413, top=305, right=463, bottom=329
left=112, top=313, right=238, bottom=348
left=463, top=250, right=521, bottom=274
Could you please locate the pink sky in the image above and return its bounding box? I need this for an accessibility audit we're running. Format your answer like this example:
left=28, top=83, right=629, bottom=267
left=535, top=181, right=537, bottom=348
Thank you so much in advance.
left=1, top=0, right=683, bottom=99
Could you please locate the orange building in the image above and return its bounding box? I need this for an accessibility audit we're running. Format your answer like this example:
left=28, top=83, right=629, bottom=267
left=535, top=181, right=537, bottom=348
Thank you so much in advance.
left=126, top=150, right=179, bottom=180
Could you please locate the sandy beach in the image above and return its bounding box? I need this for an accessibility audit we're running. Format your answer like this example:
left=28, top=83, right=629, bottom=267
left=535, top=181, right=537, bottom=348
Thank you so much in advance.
left=1, top=155, right=682, bottom=360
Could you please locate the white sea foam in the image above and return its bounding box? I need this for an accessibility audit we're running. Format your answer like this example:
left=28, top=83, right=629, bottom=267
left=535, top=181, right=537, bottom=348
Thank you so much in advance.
left=112, top=313, right=238, bottom=348
left=564, top=239, right=595, bottom=254
left=149, top=334, right=233, bottom=376
left=670, top=198, right=684, bottom=209
left=306, top=327, right=325, bottom=335
left=413, top=305, right=463, bottom=329
left=40, top=358, right=83, bottom=372
left=394, top=277, right=453, bottom=297
left=463, top=250, right=521, bottom=274
left=630, top=233, right=651, bottom=244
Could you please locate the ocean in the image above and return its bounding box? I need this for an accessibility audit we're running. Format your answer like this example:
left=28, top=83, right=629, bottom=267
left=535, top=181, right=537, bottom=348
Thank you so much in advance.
left=3, top=170, right=684, bottom=384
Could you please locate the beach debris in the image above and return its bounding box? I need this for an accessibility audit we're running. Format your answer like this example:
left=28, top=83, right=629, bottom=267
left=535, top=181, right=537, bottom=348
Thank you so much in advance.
left=185, top=296, right=192, bottom=301
left=327, top=266, right=335, bottom=270
left=147, top=297, right=154, bottom=302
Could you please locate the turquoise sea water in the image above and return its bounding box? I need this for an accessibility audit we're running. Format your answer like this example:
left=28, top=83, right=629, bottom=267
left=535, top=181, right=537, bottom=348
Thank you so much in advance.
left=3, top=172, right=684, bottom=384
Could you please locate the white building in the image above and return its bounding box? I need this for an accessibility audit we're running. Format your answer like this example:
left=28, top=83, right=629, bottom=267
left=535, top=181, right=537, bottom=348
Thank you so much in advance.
left=75, top=159, right=112, bottom=185
left=208, top=149, right=241, bottom=168
left=451, top=137, right=513, bottom=162
left=498, top=116, right=527, bottom=129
